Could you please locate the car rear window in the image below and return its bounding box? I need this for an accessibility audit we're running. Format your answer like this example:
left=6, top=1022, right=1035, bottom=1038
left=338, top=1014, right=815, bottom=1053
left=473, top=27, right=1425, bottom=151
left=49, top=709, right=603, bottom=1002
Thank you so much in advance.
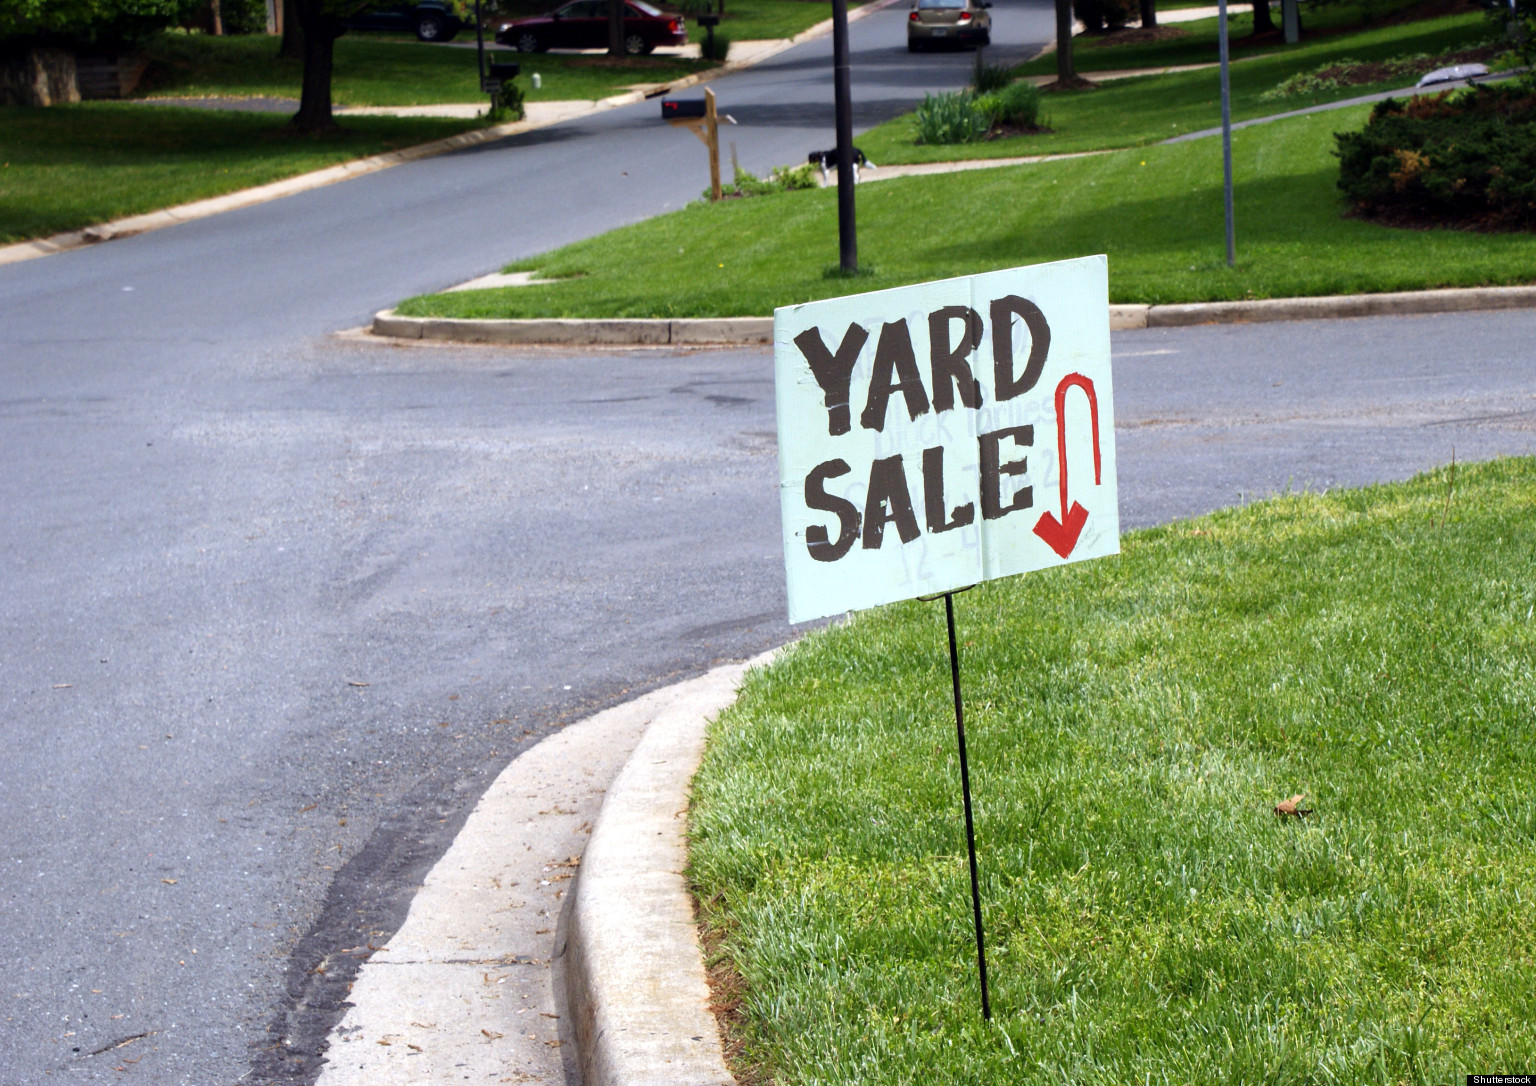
left=916, top=0, right=965, bottom=8
left=629, top=0, right=662, bottom=13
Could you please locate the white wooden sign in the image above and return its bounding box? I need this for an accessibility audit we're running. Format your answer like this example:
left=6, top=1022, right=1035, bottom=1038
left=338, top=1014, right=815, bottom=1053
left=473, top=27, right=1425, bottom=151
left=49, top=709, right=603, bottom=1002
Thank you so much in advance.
left=774, top=256, right=1120, bottom=624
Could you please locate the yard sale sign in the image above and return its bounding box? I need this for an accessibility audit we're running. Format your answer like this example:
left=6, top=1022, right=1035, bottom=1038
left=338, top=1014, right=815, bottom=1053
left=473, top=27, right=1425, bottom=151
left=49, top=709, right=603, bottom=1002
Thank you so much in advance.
left=775, top=256, right=1120, bottom=624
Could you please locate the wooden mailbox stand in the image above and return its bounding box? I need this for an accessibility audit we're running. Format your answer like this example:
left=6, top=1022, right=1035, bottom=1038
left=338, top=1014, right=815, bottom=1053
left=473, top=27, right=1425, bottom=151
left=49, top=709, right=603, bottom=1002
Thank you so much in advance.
left=662, top=88, right=736, bottom=201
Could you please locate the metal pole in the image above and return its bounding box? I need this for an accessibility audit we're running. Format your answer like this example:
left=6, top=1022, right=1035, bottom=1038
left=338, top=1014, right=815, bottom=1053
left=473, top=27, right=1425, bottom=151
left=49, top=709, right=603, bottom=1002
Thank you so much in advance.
left=944, top=592, right=991, bottom=1020
left=1218, top=0, right=1236, bottom=267
left=474, top=0, right=489, bottom=109
left=830, top=0, right=857, bottom=273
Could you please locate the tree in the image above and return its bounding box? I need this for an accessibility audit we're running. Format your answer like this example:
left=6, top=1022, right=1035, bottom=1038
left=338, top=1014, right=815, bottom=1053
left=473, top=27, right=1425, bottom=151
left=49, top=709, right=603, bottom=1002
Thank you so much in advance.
left=608, top=0, right=623, bottom=56
left=1054, top=0, right=1075, bottom=80
left=289, top=0, right=370, bottom=132
left=1251, top=0, right=1276, bottom=35
left=0, top=0, right=196, bottom=49
left=1139, top=0, right=1156, bottom=28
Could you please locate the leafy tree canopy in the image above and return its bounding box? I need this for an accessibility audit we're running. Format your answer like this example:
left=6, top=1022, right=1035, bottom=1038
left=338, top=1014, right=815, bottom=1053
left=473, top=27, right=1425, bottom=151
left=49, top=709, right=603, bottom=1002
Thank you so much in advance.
left=0, top=0, right=201, bottom=49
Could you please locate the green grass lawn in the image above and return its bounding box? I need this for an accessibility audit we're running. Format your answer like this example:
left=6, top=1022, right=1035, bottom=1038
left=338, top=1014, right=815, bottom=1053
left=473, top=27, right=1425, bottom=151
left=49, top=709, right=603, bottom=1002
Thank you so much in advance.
left=395, top=103, right=1536, bottom=317
left=135, top=31, right=714, bottom=105
left=689, top=457, right=1536, bottom=1085
left=698, top=0, right=859, bottom=41
left=1023, top=0, right=1468, bottom=74
left=486, top=0, right=853, bottom=41
left=0, top=103, right=480, bottom=244
left=857, top=11, right=1493, bottom=164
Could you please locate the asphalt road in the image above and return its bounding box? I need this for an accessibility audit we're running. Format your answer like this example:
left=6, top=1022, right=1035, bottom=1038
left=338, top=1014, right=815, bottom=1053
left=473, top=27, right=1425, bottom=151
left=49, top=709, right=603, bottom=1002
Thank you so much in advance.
left=3, top=4, right=1535, bottom=1084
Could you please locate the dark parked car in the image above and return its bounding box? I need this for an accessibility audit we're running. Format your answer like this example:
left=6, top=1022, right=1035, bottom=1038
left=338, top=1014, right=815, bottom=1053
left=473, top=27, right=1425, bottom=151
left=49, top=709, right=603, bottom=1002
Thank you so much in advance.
left=344, top=1, right=469, bottom=41
left=495, top=0, right=686, bottom=55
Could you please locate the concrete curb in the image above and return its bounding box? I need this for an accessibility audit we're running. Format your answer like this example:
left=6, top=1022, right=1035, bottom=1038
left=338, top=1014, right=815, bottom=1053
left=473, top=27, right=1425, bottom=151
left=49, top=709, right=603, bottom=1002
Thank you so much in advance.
left=566, top=650, right=778, bottom=1086
left=372, top=285, right=1536, bottom=346
left=0, top=0, right=901, bottom=270
left=373, top=309, right=774, bottom=345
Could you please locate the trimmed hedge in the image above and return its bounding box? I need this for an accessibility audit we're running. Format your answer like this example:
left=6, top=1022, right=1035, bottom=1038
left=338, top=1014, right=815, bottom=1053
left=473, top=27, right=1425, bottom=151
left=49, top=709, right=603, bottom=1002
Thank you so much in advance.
left=1336, top=83, right=1536, bottom=231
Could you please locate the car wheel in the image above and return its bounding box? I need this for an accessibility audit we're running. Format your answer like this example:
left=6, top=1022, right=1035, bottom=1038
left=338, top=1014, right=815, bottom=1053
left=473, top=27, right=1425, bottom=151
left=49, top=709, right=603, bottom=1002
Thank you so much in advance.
left=515, top=30, right=543, bottom=52
left=907, top=37, right=922, bottom=51
left=415, top=13, right=444, bottom=40
left=623, top=32, right=649, bottom=55
left=978, top=30, right=991, bottom=45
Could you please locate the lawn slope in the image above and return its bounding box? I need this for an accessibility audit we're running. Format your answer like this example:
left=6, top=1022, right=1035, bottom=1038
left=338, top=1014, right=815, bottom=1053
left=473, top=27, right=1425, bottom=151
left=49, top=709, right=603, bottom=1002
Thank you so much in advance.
left=690, top=457, right=1536, bottom=1085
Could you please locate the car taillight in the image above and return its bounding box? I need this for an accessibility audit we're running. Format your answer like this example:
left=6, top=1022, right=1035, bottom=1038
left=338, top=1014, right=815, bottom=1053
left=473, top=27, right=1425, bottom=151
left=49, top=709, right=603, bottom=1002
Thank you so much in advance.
left=958, top=11, right=972, bottom=20
left=909, top=10, right=919, bottom=19
left=669, top=17, right=681, bottom=30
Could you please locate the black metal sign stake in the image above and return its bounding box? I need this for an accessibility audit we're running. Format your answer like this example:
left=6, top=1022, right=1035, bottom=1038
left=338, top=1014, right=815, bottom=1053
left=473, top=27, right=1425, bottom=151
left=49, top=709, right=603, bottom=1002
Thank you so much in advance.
left=944, top=591, right=991, bottom=1020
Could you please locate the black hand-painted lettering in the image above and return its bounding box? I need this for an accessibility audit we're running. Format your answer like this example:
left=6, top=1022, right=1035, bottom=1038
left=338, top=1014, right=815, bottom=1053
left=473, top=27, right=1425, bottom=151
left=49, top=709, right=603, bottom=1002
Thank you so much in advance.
left=804, top=459, right=861, bottom=562
left=927, top=305, right=984, bottom=413
left=922, top=446, right=975, bottom=534
left=795, top=323, right=870, bottom=437
left=862, top=454, right=921, bottom=549
left=859, top=321, right=931, bottom=432
left=979, top=425, right=1034, bottom=520
left=991, top=296, right=1051, bottom=402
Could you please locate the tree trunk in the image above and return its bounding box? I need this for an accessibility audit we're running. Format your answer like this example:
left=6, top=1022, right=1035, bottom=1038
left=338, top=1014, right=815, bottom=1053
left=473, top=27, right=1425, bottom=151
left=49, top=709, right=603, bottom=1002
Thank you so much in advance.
left=279, top=0, right=303, bottom=58
left=291, top=0, right=341, bottom=133
left=1139, top=0, right=1156, bottom=28
left=1251, top=0, right=1276, bottom=34
left=1054, top=0, right=1075, bottom=80
left=608, top=0, right=624, bottom=56
left=211, top=0, right=224, bottom=35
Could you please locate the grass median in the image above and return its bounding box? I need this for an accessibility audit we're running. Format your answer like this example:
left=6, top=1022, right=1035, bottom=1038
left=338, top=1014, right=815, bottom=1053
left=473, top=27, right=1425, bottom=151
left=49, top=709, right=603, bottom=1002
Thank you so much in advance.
left=0, top=104, right=480, bottom=244
left=857, top=11, right=1493, bottom=164
left=394, top=104, right=1536, bottom=317
left=135, top=31, right=714, bottom=106
left=689, top=457, right=1536, bottom=1085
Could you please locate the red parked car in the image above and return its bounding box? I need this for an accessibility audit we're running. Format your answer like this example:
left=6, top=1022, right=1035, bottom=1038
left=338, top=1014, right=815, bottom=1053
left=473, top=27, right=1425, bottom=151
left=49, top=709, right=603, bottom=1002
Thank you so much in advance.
left=496, top=0, right=687, bottom=55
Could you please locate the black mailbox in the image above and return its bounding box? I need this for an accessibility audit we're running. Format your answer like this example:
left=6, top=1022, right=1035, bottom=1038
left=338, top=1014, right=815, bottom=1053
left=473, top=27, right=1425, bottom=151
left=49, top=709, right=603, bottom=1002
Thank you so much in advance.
left=661, top=98, right=707, bottom=120
left=697, top=13, right=720, bottom=26
left=488, top=61, right=521, bottom=81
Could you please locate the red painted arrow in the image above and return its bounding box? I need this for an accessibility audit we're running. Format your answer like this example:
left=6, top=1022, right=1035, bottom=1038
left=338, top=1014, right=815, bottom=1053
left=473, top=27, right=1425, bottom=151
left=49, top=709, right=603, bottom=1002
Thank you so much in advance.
left=1033, top=373, right=1103, bottom=560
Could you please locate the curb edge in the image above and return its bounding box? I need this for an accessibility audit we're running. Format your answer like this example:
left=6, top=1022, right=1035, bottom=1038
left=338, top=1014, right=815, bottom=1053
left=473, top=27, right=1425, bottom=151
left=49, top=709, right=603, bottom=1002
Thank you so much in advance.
left=372, top=285, right=1536, bottom=346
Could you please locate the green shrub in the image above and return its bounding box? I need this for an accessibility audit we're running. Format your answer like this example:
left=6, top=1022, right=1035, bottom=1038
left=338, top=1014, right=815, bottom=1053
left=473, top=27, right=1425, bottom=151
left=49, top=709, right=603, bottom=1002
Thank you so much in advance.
left=971, top=51, right=1010, bottom=93
left=700, top=29, right=730, bottom=60
left=1076, top=0, right=1137, bottom=31
left=488, top=78, right=525, bottom=122
left=712, top=163, right=818, bottom=199
left=913, top=89, right=990, bottom=144
left=977, top=79, right=1041, bottom=128
left=1336, top=84, right=1536, bottom=230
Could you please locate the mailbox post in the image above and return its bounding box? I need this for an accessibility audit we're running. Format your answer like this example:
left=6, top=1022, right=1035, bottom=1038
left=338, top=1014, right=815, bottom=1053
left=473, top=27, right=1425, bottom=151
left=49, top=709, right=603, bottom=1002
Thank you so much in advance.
left=698, top=11, right=720, bottom=59
left=662, top=89, right=736, bottom=201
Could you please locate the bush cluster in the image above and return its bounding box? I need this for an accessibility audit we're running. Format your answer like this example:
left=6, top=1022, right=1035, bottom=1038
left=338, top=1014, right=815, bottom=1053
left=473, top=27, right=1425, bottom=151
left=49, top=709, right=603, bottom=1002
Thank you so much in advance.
left=700, top=29, right=730, bottom=60
left=1077, top=0, right=1138, bottom=32
left=977, top=79, right=1041, bottom=128
left=711, top=163, right=818, bottom=199
left=915, top=80, right=1042, bottom=143
left=1336, top=84, right=1536, bottom=230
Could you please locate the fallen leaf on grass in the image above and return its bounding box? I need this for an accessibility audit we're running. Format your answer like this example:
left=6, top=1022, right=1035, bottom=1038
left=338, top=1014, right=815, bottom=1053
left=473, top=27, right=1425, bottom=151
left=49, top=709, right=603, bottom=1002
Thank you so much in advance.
left=1273, top=793, right=1314, bottom=818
